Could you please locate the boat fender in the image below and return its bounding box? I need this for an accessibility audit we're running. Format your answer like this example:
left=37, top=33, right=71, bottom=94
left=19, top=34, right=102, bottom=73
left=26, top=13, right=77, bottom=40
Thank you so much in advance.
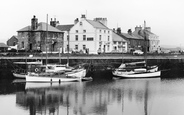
left=35, top=68, right=39, bottom=72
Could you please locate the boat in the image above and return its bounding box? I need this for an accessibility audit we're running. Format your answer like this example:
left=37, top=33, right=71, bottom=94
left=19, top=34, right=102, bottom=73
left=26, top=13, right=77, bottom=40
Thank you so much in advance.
left=112, top=21, right=161, bottom=78
left=112, top=61, right=160, bottom=78
left=25, top=66, right=88, bottom=82
left=12, top=60, right=43, bottom=78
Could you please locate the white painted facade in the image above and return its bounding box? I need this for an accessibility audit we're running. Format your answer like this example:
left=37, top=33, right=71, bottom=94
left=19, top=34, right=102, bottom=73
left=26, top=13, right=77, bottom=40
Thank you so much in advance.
left=69, top=17, right=113, bottom=54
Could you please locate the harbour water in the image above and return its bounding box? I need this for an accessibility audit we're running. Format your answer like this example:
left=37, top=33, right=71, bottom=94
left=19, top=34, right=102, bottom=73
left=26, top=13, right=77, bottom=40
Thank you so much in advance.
left=1, top=75, right=184, bottom=115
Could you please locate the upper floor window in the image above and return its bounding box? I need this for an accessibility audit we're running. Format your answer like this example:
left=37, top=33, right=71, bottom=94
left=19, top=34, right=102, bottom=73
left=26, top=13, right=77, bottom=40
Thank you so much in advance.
left=108, top=36, right=110, bottom=41
left=99, top=35, right=102, bottom=41
left=99, top=30, right=101, bottom=33
left=83, top=35, right=86, bottom=41
left=75, top=35, right=78, bottom=41
left=80, top=22, right=82, bottom=25
left=104, top=30, right=106, bottom=33
left=76, top=30, right=78, bottom=33
left=83, top=30, right=86, bottom=33
left=113, top=41, right=117, bottom=44
left=87, top=37, right=94, bottom=41
left=108, top=31, right=110, bottom=34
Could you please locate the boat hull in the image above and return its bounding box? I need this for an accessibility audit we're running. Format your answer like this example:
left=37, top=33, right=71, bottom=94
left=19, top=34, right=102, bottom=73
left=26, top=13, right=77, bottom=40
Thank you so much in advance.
left=25, top=69, right=87, bottom=82
left=112, top=71, right=161, bottom=78
left=26, top=75, right=81, bottom=82
left=13, top=73, right=26, bottom=78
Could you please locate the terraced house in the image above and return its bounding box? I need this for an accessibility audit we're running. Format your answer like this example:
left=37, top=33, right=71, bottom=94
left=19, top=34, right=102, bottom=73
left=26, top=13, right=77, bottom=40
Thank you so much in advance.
left=68, top=15, right=113, bottom=54
left=17, top=15, right=64, bottom=53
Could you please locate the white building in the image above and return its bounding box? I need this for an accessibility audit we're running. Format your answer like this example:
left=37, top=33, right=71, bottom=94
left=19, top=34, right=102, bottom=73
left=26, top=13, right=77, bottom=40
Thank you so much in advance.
left=69, top=15, right=113, bottom=54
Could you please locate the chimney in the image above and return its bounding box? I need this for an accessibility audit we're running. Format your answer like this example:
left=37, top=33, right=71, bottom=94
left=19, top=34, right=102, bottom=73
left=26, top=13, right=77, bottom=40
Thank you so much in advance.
left=116, top=27, right=121, bottom=34
left=81, top=14, right=86, bottom=19
left=74, top=18, right=79, bottom=24
left=128, top=29, right=132, bottom=35
left=135, top=25, right=142, bottom=32
left=93, top=18, right=107, bottom=26
left=113, top=28, right=116, bottom=32
left=50, top=18, right=53, bottom=26
left=31, top=15, right=38, bottom=30
left=50, top=18, right=59, bottom=27
left=145, top=27, right=151, bottom=32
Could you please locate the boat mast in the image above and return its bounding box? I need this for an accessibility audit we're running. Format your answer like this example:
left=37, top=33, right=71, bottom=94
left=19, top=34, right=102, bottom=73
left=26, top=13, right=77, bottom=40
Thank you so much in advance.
left=45, top=14, right=48, bottom=65
left=144, top=20, right=147, bottom=67
left=67, top=31, right=70, bottom=67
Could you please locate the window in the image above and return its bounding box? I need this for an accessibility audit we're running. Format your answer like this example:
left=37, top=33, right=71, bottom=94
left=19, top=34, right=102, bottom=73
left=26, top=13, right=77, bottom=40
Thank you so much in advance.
left=107, top=45, right=110, bottom=51
left=108, top=36, right=110, bottom=41
left=76, top=30, right=78, bottom=33
left=75, top=35, right=78, bottom=41
left=75, top=45, right=78, bottom=50
left=83, top=45, right=86, bottom=50
left=99, top=35, right=102, bottom=41
left=99, top=30, right=101, bottom=33
left=87, top=37, right=94, bottom=41
left=67, top=35, right=69, bottom=41
left=104, top=30, right=106, bottom=33
left=83, top=35, right=86, bottom=41
left=83, top=30, right=86, bottom=33
left=22, top=41, right=24, bottom=48
left=80, top=22, right=82, bottom=25
left=113, top=41, right=117, bottom=44
left=108, top=31, right=110, bottom=34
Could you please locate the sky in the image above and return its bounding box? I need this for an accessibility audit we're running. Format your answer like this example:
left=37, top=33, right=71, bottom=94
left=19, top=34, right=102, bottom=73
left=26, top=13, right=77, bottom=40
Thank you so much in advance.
left=0, top=0, right=183, bottom=47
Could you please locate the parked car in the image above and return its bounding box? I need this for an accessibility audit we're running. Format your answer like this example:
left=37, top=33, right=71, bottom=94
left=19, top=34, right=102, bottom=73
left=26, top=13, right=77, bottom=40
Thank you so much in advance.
left=133, top=50, right=144, bottom=55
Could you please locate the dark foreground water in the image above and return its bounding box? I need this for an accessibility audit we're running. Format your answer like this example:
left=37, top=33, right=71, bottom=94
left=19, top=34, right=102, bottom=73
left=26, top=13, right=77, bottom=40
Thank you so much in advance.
left=1, top=77, right=184, bottom=115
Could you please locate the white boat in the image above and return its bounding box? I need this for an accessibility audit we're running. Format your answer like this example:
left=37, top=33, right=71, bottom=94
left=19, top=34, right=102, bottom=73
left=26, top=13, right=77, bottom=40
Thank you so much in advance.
left=25, top=67, right=88, bottom=82
left=112, top=61, right=161, bottom=78
left=113, top=21, right=161, bottom=78
left=12, top=61, right=73, bottom=78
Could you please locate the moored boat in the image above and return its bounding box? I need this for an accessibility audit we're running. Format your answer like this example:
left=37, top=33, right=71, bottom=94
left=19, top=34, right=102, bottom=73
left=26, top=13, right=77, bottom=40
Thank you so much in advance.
left=25, top=66, right=90, bottom=82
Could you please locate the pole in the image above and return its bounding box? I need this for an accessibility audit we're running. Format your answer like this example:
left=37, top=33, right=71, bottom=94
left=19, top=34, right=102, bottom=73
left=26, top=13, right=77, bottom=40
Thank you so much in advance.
left=45, top=14, right=48, bottom=65
left=67, top=31, right=70, bottom=67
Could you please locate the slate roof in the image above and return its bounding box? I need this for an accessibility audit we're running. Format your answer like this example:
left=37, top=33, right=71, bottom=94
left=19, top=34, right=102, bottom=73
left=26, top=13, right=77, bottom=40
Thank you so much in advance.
left=132, top=29, right=158, bottom=39
left=86, top=20, right=109, bottom=29
left=56, top=24, right=74, bottom=31
left=120, top=33, right=142, bottom=39
left=17, top=22, right=62, bottom=33
left=0, top=43, right=9, bottom=47
left=112, top=32, right=126, bottom=42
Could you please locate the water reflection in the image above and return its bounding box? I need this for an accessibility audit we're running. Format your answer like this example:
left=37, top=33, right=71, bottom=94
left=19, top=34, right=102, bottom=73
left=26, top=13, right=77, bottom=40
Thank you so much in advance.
left=15, top=78, right=162, bottom=115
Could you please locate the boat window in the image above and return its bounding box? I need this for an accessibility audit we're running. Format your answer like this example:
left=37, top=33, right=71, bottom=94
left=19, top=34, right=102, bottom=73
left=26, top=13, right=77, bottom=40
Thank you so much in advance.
left=47, top=66, right=54, bottom=70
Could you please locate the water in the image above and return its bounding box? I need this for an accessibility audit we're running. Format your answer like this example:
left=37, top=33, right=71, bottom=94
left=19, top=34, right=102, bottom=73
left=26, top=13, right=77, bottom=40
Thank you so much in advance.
left=1, top=77, right=184, bottom=115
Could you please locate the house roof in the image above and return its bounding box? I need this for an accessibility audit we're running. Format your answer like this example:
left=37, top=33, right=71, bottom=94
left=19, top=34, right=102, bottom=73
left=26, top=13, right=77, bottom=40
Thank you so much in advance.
left=56, top=24, right=74, bottom=31
left=112, top=32, right=127, bottom=42
left=17, top=22, right=63, bottom=33
left=86, top=20, right=109, bottom=29
left=132, top=29, right=158, bottom=41
left=121, top=33, right=142, bottom=39
left=0, top=43, right=9, bottom=48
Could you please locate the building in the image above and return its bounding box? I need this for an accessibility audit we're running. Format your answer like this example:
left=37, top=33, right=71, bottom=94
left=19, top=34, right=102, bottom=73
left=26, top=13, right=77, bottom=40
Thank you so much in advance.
left=115, top=21, right=160, bottom=53
left=56, top=24, right=74, bottom=53
left=112, top=30, right=128, bottom=53
left=7, top=35, right=18, bottom=46
left=114, top=28, right=144, bottom=53
left=17, top=15, right=64, bottom=53
left=0, top=43, right=9, bottom=52
left=68, top=15, right=113, bottom=54
left=133, top=21, right=160, bottom=53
